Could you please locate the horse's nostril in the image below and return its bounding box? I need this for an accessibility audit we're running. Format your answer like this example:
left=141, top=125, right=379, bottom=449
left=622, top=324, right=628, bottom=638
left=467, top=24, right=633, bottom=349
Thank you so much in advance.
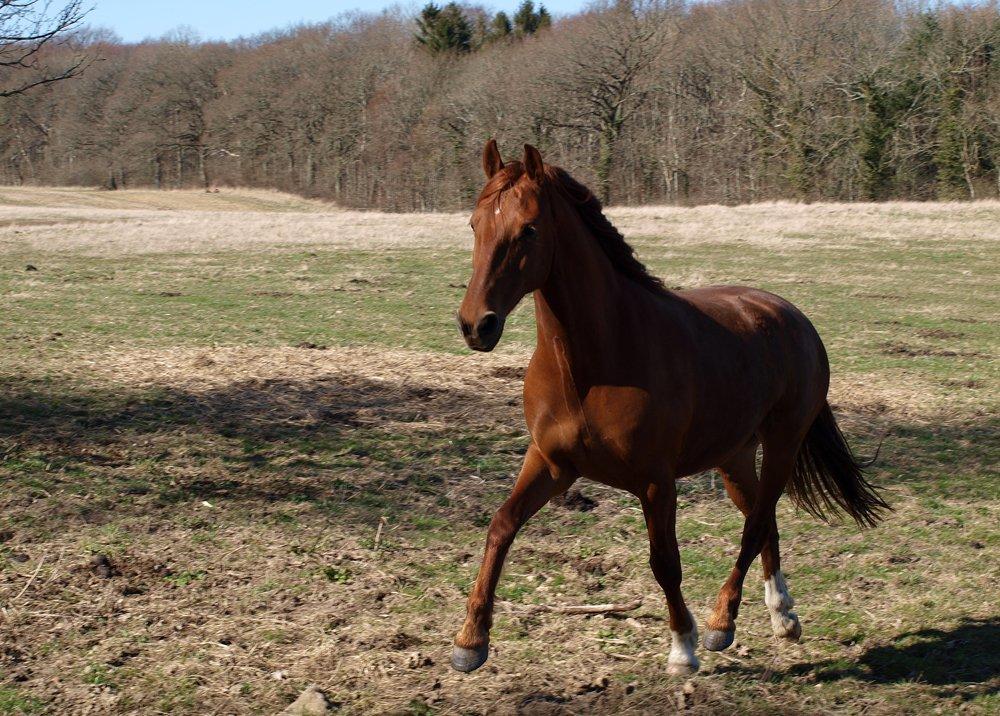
left=457, top=313, right=472, bottom=337
left=477, top=312, right=499, bottom=338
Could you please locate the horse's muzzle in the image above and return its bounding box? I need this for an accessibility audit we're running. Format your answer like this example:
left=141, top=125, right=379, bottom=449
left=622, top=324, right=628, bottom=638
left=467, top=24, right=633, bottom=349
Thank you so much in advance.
left=457, top=310, right=504, bottom=352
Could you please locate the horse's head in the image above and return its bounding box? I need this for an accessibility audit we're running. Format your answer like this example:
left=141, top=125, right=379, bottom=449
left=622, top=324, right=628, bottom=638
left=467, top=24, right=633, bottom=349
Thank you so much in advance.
left=457, top=140, right=555, bottom=352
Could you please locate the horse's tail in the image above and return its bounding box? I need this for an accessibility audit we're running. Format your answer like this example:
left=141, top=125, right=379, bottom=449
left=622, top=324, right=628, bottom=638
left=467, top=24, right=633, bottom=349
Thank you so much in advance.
left=788, top=402, right=890, bottom=528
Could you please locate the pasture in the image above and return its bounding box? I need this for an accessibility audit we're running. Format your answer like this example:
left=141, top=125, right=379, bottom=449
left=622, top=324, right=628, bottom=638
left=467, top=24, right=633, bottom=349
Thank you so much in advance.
left=0, top=187, right=996, bottom=715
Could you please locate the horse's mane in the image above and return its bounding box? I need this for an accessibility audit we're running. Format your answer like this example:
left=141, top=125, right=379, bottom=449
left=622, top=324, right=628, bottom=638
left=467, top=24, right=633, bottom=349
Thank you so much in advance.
left=478, top=161, right=668, bottom=296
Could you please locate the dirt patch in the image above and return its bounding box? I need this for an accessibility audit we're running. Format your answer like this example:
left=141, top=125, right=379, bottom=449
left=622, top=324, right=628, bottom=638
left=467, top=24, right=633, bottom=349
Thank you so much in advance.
left=915, top=328, right=965, bottom=340
left=293, top=342, right=328, bottom=350
left=853, top=292, right=902, bottom=300
left=1, top=344, right=997, bottom=714
left=880, top=341, right=984, bottom=358
left=943, top=379, right=982, bottom=389
left=492, top=365, right=526, bottom=380
left=553, top=489, right=598, bottom=512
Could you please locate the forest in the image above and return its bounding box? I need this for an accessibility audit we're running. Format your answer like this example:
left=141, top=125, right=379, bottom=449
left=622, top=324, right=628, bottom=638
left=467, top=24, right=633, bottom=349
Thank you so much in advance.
left=2, top=0, right=1000, bottom=210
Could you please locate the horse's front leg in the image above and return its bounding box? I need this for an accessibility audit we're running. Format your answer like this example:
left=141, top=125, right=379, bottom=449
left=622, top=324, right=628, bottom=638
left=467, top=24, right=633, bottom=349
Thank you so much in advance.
left=452, top=444, right=575, bottom=672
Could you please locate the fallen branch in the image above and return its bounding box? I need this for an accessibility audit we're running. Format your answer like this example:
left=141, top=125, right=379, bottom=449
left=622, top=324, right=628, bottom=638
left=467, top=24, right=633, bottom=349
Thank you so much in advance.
left=501, top=598, right=643, bottom=615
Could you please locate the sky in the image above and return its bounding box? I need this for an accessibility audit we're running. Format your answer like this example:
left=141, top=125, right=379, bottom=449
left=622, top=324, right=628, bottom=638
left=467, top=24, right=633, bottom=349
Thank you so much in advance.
left=84, top=0, right=585, bottom=43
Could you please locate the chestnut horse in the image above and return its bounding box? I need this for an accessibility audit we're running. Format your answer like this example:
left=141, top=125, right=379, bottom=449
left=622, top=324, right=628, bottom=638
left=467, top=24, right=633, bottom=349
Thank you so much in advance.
left=452, top=141, right=888, bottom=675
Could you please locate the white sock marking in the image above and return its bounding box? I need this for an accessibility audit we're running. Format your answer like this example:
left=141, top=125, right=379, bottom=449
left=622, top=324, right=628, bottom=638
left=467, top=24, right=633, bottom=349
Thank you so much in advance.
left=764, top=570, right=801, bottom=638
left=764, top=570, right=794, bottom=611
left=668, top=609, right=700, bottom=673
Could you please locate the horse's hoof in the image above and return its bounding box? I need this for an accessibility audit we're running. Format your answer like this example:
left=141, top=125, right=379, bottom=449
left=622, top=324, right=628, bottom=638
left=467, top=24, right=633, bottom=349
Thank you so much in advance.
left=451, top=644, right=489, bottom=672
left=771, top=612, right=802, bottom=641
left=703, top=629, right=735, bottom=652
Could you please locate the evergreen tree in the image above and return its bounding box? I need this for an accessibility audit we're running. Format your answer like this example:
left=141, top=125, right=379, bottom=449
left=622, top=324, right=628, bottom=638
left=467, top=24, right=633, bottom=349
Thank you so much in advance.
left=934, top=84, right=969, bottom=199
left=537, top=5, right=552, bottom=30
left=855, top=74, right=920, bottom=200
left=489, top=11, right=513, bottom=42
left=513, top=0, right=550, bottom=37
left=416, top=2, right=473, bottom=54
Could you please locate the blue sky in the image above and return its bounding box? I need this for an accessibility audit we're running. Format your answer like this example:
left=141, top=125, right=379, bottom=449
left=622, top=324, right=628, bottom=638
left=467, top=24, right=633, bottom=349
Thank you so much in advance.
left=84, top=0, right=584, bottom=42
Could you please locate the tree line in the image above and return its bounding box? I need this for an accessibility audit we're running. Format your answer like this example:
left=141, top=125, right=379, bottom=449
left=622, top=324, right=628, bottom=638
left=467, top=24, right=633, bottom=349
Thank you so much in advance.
left=1, top=0, right=999, bottom=209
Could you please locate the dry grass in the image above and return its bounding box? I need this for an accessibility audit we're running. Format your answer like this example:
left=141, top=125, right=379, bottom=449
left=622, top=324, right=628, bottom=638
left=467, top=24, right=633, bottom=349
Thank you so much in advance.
left=0, top=186, right=332, bottom=212
left=2, top=187, right=999, bottom=256
left=0, top=206, right=468, bottom=256
left=0, top=188, right=997, bottom=715
left=15, top=344, right=987, bottom=424
left=1, top=343, right=996, bottom=715
left=612, top=200, right=1000, bottom=249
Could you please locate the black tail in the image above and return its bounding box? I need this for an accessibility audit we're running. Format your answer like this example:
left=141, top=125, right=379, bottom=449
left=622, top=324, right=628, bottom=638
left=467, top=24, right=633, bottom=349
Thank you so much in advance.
left=788, top=403, right=890, bottom=528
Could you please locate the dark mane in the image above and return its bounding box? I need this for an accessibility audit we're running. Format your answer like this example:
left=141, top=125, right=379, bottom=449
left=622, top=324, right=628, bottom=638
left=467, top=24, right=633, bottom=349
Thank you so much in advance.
left=479, top=161, right=668, bottom=296
left=545, top=166, right=669, bottom=295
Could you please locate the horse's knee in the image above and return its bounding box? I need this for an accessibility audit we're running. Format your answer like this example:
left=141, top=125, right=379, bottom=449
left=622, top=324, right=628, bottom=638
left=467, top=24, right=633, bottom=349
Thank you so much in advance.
left=485, top=509, right=517, bottom=550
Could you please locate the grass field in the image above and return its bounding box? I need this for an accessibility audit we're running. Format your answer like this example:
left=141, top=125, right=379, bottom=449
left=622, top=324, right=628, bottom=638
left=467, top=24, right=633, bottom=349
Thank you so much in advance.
left=0, top=187, right=997, bottom=715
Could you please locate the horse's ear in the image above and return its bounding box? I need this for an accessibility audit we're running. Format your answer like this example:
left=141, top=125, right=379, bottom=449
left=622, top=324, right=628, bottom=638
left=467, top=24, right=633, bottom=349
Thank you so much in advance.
left=482, top=139, right=504, bottom=178
left=523, top=144, right=544, bottom=182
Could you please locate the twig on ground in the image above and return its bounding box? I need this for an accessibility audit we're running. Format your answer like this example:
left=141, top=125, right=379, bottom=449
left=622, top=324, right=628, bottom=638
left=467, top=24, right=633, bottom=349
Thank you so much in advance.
left=608, top=652, right=644, bottom=661
left=11, top=555, right=46, bottom=604
left=711, top=650, right=743, bottom=664
left=373, top=516, right=388, bottom=551
left=40, top=546, right=66, bottom=588
left=219, top=543, right=247, bottom=562
left=503, top=598, right=643, bottom=615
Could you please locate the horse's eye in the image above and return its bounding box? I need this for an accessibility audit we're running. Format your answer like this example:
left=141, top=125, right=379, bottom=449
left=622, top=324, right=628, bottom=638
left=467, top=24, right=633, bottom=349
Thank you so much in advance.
left=522, top=225, right=536, bottom=238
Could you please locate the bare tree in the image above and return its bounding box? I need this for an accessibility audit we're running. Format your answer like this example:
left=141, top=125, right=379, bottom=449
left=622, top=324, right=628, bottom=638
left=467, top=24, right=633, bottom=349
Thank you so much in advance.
left=540, top=0, right=675, bottom=203
left=2, top=0, right=1000, bottom=206
left=1, top=1, right=89, bottom=98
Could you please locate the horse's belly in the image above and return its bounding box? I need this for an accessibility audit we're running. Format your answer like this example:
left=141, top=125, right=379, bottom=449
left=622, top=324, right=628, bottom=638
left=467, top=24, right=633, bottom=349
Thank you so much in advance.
left=672, top=391, right=769, bottom=475
left=528, top=376, right=766, bottom=485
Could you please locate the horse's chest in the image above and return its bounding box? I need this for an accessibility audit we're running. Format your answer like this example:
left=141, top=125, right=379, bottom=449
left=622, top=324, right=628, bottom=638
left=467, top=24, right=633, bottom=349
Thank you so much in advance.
left=525, top=381, right=670, bottom=482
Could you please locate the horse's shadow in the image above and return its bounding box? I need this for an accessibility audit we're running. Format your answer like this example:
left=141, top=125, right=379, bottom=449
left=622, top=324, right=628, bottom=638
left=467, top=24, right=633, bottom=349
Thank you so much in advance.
left=725, top=617, right=999, bottom=700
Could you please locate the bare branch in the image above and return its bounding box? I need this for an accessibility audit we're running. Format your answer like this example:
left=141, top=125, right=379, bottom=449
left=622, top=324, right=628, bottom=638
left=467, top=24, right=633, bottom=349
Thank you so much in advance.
left=0, top=0, right=90, bottom=97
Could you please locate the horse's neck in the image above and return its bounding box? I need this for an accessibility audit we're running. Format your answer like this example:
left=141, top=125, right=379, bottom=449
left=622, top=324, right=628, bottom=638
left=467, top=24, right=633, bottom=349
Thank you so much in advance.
left=533, top=220, right=626, bottom=370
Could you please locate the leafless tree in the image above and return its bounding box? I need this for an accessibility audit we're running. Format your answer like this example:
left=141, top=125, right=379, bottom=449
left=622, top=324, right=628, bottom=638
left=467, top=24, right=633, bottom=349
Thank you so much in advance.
left=540, top=0, right=675, bottom=203
left=2, top=0, right=1000, bottom=206
left=1, top=0, right=89, bottom=98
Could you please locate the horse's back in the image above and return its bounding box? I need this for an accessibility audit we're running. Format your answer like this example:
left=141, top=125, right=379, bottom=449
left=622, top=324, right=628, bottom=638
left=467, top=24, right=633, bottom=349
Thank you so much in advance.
left=676, top=285, right=825, bottom=361
left=676, top=285, right=806, bottom=329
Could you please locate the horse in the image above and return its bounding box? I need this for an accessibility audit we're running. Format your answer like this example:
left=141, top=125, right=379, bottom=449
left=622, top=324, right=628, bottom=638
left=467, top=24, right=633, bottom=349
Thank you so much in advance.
left=451, top=140, right=888, bottom=675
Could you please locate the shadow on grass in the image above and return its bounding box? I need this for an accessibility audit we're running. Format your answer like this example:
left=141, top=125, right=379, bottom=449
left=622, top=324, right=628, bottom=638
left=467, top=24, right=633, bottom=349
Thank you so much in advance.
left=723, top=617, right=999, bottom=700
left=0, top=373, right=528, bottom=529
left=0, top=372, right=996, bottom=528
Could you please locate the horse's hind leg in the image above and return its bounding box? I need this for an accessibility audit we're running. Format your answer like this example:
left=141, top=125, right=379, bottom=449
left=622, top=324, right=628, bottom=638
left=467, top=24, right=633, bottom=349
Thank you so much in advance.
left=640, top=479, right=699, bottom=675
left=452, top=444, right=575, bottom=672
left=705, top=437, right=802, bottom=651
left=718, top=445, right=801, bottom=643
